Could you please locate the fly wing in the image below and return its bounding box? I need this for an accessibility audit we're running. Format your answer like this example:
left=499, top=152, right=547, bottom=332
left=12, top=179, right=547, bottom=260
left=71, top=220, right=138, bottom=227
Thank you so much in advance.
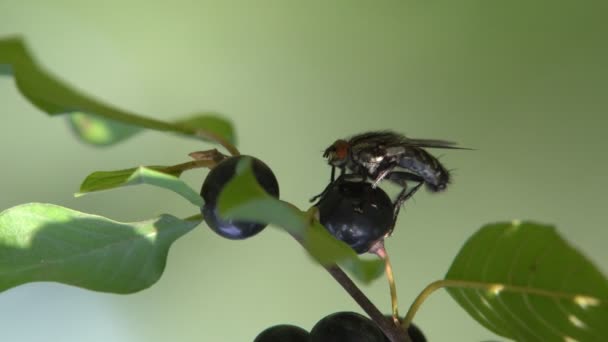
left=401, top=137, right=473, bottom=150
left=347, top=131, right=472, bottom=151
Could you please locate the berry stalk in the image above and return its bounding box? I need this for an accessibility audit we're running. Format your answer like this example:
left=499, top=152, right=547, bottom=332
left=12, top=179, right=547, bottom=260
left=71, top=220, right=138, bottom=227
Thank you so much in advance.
left=370, top=241, right=400, bottom=324
left=323, top=265, right=411, bottom=342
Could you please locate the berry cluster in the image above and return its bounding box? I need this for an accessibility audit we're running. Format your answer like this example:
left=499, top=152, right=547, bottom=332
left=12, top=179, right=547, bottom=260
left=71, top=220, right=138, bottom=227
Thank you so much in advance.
left=200, top=156, right=415, bottom=341
left=254, top=312, right=426, bottom=342
left=201, top=155, right=395, bottom=254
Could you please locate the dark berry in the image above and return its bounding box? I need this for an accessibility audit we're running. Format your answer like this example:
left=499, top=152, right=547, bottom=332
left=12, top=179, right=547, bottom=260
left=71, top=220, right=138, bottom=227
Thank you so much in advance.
left=310, top=311, right=385, bottom=342
left=405, top=323, right=426, bottom=342
left=315, top=179, right=394, bottom=253
left=382, top=316, right=427, bottom=342
left=200, top=155, right=279, bottom=239
left=253, top=324, right=309, bottom=342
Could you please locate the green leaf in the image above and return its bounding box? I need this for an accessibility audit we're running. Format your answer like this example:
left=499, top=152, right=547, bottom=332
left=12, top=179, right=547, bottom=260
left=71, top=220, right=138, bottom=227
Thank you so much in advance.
left=175, top=113, right=236, bottom=146
left=217, top=158, right=384, bottom=284
left=67, top=112, right=142, bottom=146
left=77, top=166, right=203, bottom=207
left=78, top=166, right=173, bottom=192
left=0, top=203, right=201, bottom=294
left=67, top=112, right=235, bottom=147
left=0, top=36, right=236, bottom=147
left=445, top=221, right=608, bottom=341
left=306, top=222, right=385, bottom=282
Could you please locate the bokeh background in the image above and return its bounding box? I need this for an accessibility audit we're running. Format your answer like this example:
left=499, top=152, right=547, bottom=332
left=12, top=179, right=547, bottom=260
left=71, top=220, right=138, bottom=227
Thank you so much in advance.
left=1, top=1, right=607, bottom=341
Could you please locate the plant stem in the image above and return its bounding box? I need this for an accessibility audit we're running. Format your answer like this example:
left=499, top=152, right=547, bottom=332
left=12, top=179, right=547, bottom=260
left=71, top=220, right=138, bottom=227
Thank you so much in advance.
left=299, top=207, right=410, bottom=341
left=161, top=149, right=229, bottom=175
left=162, top=160, right=218, bottom=175
left=324, top=265, right=411, bottom=342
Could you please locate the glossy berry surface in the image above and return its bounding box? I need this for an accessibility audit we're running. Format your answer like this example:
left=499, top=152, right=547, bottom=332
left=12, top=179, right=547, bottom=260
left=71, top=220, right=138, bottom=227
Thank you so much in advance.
left=253, top=324, right=309, bottom=342
left=405, top=323, right=426, bottom=342
left=381, top=322, right=427, bottom=342
left=200, top=155, right=279, bottom=239
left=310, top=311, right=386, bottom=342
left=315, top=179, right=394, bottom=253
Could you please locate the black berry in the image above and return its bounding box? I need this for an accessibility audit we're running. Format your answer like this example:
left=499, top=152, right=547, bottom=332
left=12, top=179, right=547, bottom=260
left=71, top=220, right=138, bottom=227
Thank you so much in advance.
left=382, top=325, right=427, bottom=342
left=382, top=316, right=427, bottom=342
left=315, top=179, right=394, bottom=253
left=310, top=311, right=386, bottom=342
left=405, top=323, right=426, bottom=342
left=200, top=155, right=279, bottom=239
left=254, top=324, right=309, bottom=342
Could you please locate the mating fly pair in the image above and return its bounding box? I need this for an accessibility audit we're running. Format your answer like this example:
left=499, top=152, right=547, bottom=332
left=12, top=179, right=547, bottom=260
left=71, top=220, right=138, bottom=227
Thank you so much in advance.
left=312, top=131, right=468, bottom=224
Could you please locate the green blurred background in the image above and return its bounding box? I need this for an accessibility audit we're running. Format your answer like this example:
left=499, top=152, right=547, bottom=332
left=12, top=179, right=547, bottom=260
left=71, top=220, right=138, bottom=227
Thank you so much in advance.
left=1, top=1, right=607, bottom=341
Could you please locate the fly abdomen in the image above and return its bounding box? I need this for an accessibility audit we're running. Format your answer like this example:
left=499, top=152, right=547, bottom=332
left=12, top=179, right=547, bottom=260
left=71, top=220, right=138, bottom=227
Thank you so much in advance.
left=397, top=147, right=450, bottom=192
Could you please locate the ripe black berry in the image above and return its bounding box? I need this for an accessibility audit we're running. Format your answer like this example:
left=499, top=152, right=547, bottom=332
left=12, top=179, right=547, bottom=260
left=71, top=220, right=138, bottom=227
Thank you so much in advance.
left=310, top=311, right=386, bottom=342
left=253, top=324, right=309, bottom=342
left=405, top=323, right=426, bottom=342
left=382, top=315, right=427, bottom=342
left=315, top=179, right=394, bottom=253
left=381, top=323, right=427, bottom=342
left=200, top=155, right=279, bottom=239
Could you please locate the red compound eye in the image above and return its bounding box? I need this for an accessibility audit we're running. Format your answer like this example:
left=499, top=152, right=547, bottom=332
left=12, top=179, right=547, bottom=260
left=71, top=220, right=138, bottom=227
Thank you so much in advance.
left=333, top=140, right=349, bottom=160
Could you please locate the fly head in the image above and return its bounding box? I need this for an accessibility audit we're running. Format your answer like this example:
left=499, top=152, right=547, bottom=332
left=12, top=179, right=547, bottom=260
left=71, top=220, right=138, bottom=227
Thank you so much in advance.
left=323, top=139, right=350, bottom=167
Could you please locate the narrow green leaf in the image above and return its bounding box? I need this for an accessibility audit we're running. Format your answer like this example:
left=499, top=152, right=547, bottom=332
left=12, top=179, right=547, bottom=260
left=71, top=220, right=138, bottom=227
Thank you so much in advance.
left=67, top=112, right=142, bottom=146
left=445, top=221, right=608, bottom=341
left=77, top=166, right=203, bottom=207
left=78, top=166, right=172, bottom=192
left=306, top=222, right=385, bottom=282
left=0, top=36, right=236, bottom=147
left=175, top=113, right=236, bottom=146
left=67, top=112, right=235, bottom=147
left=0, top=203, right=202, bottom=294
left=217, top=158, right=384, bottom=284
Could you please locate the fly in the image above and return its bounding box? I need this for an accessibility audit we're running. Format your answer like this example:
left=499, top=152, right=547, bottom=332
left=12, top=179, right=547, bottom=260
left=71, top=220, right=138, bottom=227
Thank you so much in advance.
left=312, top=130, right=469, bottom=223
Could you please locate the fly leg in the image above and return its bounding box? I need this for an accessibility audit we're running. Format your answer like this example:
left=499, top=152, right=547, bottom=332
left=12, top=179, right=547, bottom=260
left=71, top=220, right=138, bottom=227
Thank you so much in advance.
left=309, top=168, right=356, bottom=203
left=310, top=166, right=339, bottom=203
left=385, top=171, right=425, bottom=228
left=309, top=181, right=333, bottom=204
left=367, top=160, right=398, bottom=188
left=329, top=165, right=347, bottom=182
left=371, top=165, right=396, bottom=188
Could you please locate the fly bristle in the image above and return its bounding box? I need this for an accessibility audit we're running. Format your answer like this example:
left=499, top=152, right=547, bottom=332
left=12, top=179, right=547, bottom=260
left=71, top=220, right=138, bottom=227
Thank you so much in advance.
left=446, top=167, right=458, bottom=177
left=426, top=165, right=451, bottom=193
